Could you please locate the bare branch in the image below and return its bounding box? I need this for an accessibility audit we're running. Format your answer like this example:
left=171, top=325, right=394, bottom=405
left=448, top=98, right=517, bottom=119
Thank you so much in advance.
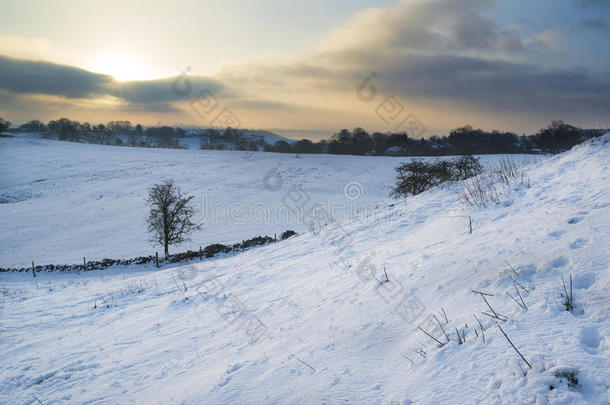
left=497, top=325, right=532, bottom=369
left=472, top=290, right=494, bottom=296
left=508, top=274, right=529, bottom=294
left=433, top=314, right=450, bottom=342
left=418, top=326, right=445, bottom=347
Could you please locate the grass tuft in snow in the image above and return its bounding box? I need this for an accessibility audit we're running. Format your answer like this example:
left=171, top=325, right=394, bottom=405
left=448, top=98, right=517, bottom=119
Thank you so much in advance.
left=459, top=157, right=532, bottom=207
left=560, top=274, right=575, bottom=312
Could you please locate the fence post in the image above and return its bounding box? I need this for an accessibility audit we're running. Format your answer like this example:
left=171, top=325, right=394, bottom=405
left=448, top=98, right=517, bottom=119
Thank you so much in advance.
left=469, top=216, right=472, bottom=234
left=155, top=252, right=159, bottom=268
left=199, top=246, right=202, bottom=260
left=83, top=257, right=87, bottom=268
left=32, top=261, right=36, bottom=278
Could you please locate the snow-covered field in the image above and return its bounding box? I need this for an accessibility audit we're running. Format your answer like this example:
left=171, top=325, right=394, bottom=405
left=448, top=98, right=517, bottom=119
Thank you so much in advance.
left=0, top=137, right=534, bottom=268
left=1, top=135, right=608, bottom=404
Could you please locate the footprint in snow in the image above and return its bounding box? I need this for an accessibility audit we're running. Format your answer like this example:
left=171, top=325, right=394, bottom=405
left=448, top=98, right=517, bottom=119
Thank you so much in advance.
left=567, top=217, right=584, bottom=224
left=227, top=362, right=244, bottom=373
left=218, top=375, right=231, bottom=387
left=580, top=326, right=603, bottom=353
left=218, top=362, right=247, bottom=387
left=550, top=256, right=568, bottom=268
left=569, top=238, right=586, bottom=249
left=573, top=273, right=596, bottom=289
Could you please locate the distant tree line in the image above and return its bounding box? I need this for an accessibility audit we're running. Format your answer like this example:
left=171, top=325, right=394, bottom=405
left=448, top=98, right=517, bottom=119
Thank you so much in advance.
left=263, top=121, right=606, bottom=156
left=198, top=127, right=266, bottom=151
left=1, top=116, right=606, bottom=155
left=5, top=117, right=186, bottom=149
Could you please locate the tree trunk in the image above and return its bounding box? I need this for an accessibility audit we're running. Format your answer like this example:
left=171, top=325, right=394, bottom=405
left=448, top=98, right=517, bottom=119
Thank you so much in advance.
left=164, top=240, right=169, bottom=258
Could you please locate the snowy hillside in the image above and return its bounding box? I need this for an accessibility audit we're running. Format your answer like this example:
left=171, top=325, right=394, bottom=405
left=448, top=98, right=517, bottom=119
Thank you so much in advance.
left=1, top=136, right=608, bottom=404
left=0, top=137, right=533, bottom=268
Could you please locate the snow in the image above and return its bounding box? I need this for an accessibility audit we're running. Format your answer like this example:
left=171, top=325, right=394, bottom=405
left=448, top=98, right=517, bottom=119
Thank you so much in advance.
left=1, top=135, right=609, bottom=404
left=0, top=137, right=534, bottom=268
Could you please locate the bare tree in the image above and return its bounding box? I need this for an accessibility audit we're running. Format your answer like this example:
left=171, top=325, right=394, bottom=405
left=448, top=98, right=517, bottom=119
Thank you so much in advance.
left=146, top=179, right=201, bottom=257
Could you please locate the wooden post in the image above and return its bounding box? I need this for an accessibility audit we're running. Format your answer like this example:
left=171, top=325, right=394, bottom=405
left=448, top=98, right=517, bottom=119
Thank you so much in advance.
left=83, top=257, right=87, bottom=268
left=32, top=261, right=36, bottom=278
left=199, top=246, right=202, bottom=260
left=469, top=216, right=472, bottom=234
left=274, top=233, right=277, bottom=242
left=570, top=273, right=574, bottom=307
left=155, top=251, right=159, bottom=267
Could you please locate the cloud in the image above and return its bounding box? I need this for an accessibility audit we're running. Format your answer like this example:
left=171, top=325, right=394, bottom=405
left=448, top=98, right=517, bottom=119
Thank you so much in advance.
left=219, top=0, right=610, bottom=116
left=111, top=77, right=224, bottom=104
left=231, top=99, right=290, bottom=110
left=453, top=13, right=524, bottom=52
left=1, top=0, right=609, bottom=131
left=0, top=55, right=225, bottom=110
left=0, top=55, right=112, bottom=98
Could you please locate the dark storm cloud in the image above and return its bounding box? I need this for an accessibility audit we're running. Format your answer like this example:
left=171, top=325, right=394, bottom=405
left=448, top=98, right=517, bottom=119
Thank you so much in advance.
left=374, top=53, right=610, bottom=113
left=0, top=55, right=225, bottom=109
left=0, top=55, right=112, bottom=98
left=112, top=77, right=225, bottom=104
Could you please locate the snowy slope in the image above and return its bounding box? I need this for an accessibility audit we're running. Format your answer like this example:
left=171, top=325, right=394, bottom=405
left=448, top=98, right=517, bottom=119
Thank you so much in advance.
left=0, top=137, right=534, bottom=268
left=1, top=136, right=608, bottom=404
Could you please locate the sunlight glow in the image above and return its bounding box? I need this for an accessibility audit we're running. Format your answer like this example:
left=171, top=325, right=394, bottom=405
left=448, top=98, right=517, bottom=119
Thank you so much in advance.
left=88, top=51, right=152, bottom=81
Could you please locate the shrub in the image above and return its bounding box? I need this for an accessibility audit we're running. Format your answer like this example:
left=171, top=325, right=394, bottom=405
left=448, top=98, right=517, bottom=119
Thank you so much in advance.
left=281, top=230, right=297, bottom=240
left=167, top=250, right=201, bottom=263
left=391, top=160, right=451, bottom=197
left=391, top=156, right=482, bottom=197
left=452, top=155, right=483, bottom=180
left=203, top=243, right=232, bottom=258
left=241, top=236, right=274, bottom=249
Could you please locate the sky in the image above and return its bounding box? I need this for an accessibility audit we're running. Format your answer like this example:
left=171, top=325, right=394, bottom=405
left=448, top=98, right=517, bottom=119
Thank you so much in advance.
left=0, top=0, right=609, bottom=138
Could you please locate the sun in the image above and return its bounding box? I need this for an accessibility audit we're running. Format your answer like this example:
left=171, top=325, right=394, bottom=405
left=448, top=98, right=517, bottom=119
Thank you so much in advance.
left=88, top=51, right=151, bottom=82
